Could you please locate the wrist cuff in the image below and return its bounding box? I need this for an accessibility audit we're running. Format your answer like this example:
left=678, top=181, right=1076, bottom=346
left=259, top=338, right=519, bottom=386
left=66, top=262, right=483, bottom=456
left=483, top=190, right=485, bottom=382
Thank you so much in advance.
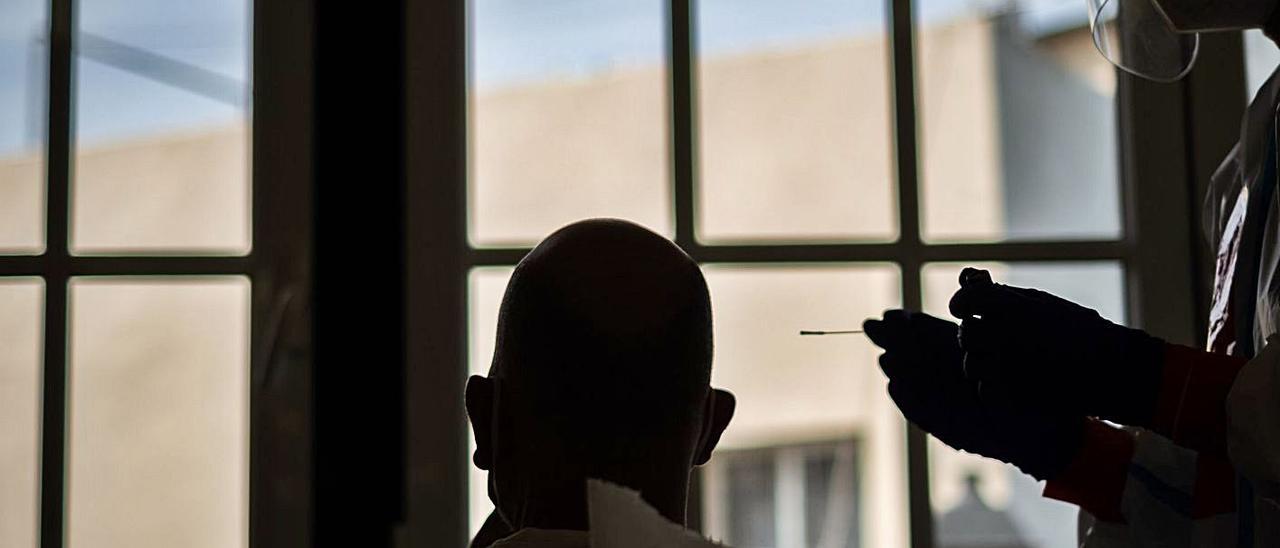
left=1150, top=344, right=1247, bottom=454
left=1043, top=419, right=1134, bottom=523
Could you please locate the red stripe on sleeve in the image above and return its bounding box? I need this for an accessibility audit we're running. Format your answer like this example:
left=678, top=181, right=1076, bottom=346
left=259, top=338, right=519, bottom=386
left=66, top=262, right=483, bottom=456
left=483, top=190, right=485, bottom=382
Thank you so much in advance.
left=1191, top=453, right=1237, bottom=518
left=1150, top=344, right=1248, bottom=454
left=1043, top=419, right=1134, bottom=523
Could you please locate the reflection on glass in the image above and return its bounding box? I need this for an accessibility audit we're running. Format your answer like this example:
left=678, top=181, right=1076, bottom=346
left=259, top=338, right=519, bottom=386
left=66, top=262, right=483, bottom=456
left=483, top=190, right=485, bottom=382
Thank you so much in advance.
left=700, top=265, right=905, bottom=547
left=0, top=279, right=43, bottom=548
left=917, top=0, right=1121, bottom=242
left=468, top=0, right=670, bottom=246
left=0, top=1, right=46, bottom=254
left=921, top=261, right=1125, bottom=548
left=73, top=0, right=250, bottom=254
left=696, top=0, right=896, bottom=243
left=67, top=278, right=249, bottom=548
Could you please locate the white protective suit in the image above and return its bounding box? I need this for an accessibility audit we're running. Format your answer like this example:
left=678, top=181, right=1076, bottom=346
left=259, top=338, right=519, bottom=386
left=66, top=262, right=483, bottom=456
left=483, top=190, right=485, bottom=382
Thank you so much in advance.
left=1080, top=64, right=1280, bottom=547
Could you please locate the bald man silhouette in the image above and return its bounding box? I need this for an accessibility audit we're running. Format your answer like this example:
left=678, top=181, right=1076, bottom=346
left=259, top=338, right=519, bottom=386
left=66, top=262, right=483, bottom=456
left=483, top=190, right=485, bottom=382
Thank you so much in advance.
left=466, top=219, right=735, bottom=547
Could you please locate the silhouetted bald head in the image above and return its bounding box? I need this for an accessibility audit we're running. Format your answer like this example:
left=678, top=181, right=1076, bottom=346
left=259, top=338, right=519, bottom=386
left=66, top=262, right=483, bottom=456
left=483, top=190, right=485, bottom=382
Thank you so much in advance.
left=467, top=219, right=733, bottom=538
left=491, top=219, right=713, bottom=437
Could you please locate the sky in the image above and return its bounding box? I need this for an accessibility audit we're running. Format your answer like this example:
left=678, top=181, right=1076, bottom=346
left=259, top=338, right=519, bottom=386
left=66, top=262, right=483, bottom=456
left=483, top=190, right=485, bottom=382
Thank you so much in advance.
left=0, top=0, right=248, bottom=155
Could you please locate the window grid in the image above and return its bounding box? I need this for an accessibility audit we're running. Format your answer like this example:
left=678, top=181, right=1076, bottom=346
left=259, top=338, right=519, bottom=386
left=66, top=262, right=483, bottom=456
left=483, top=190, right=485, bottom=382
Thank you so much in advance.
left=0, top=2, right=258, bottom=547
left=461, top=1, right=1139, bottom=547
left=7, top=1, right=1155, bottom=547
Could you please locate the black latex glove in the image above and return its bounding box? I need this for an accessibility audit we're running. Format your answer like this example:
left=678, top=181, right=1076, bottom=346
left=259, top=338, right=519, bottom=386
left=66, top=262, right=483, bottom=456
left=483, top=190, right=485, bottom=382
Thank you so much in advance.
left=949, top=267, right=1165, bottom=427
left=864, top=309, right=1084, bottom=481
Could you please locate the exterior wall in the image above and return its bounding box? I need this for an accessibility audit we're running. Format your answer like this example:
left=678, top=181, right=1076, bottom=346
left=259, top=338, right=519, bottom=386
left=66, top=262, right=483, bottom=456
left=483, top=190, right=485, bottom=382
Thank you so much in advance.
left=471, top=67, right=671, bottom=245
left=917, top=17, right=1005, bottom=241
left=696, top=37, right=898, bottom=241
left=996, top=20, right=1120, bottom=241
left=0, top=149, right=43, bottom=252
left=0, top=125, right=249, bottom=253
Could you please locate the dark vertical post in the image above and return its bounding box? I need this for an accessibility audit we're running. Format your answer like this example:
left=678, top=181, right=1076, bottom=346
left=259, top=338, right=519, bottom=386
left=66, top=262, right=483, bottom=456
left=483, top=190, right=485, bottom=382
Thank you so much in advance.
left=668, top=0, right=697, bottom=251
left=887, top=0, right=933, bottom=546
left=250, top=0, right=316, bottom=545
left=313, top=0, right=408, bottom=544
left=404, top=0, right=470, bottom=545
left=668, top=0, right=708, bottom=526
left=1116, top=76, right=1199, bottom=344
left=40, top=0, right=73, bottom=546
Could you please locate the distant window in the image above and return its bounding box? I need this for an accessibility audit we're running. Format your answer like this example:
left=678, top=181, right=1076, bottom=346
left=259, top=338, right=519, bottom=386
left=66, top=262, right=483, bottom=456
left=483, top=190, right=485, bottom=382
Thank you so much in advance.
left=703, top=441, right=859, bottom=548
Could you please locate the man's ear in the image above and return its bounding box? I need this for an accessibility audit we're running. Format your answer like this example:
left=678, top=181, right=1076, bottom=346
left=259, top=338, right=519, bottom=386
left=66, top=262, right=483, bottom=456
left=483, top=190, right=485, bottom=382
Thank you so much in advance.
left=465, top=375, right=496, bottom=470
left=693, top=388, right=735, bottom=466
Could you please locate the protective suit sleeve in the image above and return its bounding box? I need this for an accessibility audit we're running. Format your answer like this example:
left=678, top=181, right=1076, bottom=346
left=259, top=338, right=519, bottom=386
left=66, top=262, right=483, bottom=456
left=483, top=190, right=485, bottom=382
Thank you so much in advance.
left=1072, top=431, right=1238, bottom=548
left=1227, top=335, right=1280, bottom=502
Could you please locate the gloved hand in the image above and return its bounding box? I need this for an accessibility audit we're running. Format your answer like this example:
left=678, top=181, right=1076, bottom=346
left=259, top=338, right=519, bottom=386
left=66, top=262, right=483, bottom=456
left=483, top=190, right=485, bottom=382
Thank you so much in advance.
left=864, top=309, right=1084, bottom=481
left=949, top=267, right=1166, bottom=427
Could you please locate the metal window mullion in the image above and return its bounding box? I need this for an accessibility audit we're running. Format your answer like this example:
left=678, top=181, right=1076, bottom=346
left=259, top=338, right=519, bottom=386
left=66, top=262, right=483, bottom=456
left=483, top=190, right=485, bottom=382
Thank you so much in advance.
left=0, top=256, right=253, bottom=277
left=668, top=0, right=696, bottom=251
left=40, top=0, right=73, bottom=545
left=886, top=0, right=933, bottom=544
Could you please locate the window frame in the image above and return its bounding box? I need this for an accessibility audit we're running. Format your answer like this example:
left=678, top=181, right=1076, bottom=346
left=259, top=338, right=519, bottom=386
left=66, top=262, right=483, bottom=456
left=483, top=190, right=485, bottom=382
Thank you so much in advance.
left=405, top=1, right=1244, bottom=547
left=0, top=1, right=315, bottom=547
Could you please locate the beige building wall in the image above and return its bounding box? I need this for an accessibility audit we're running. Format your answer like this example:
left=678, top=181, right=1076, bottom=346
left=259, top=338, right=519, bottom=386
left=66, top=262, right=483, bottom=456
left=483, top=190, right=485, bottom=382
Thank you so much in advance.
left=917, top=17, right=1005, bottom=242
left=696, top=37, right=897, bottom=241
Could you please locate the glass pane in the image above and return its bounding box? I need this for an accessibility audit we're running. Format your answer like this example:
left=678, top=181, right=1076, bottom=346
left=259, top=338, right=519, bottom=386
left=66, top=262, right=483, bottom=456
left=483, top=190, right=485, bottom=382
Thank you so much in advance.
left=0, top=1, right=46, bottom=254
left=467, top=266, right=513, bottom=536
left=922, top=261, right=1125, bottom=548
left=1245, top=29, right=1280, bottom=100
left=700, top=265, right=906, bottom=547
left=67, top=278, right=249, bottom=548
left=468, top=0, right=670, bottom=247
left=696, top=0, right=897, bottom=243
left=0, top=279, right=43, bottom=548
left=917, top=0, right=1122, bottom=242
left=73, top=0, right=251, bottom=255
